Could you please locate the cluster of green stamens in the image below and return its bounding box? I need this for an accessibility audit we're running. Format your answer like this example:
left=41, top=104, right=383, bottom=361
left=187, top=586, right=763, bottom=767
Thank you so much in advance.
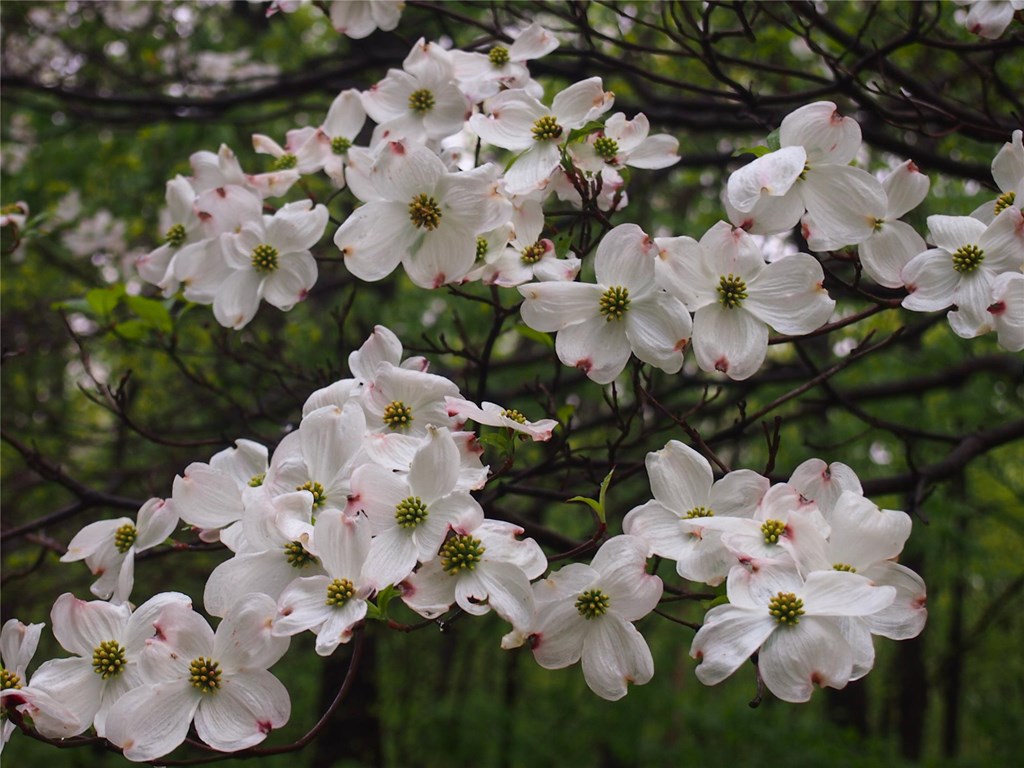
left=326, top=577, right=356, bottom=607
left=994, top=190, right=1015, bottom=216
left=1, top=667, right=22, bottom=690
left=189, top=656, right=222, bottom=693
left=164, top=223, right=187, bottom=247
left=798, top=162, right=810, bottom=181
left=768, top=591, right=805, bottom=625
left=383, top=400, right=414, bottom=430
left=331, top=136, right=352, bottom=155
left=441, top=534, right=486, bottom=574
left=761, top=519, right=786, bottom=544
left=951, top=243, right=984, bottom=273
left=833, top=563, right=857, bottom=573
left=91, top=639, right=127, bottom=679
left=249, top=472, right=266, bottom=488
left=531, top=115, right=563, bottom=141
left=272, top=153, right=298, bottom=171
left=408, top=193, right=442, bottom=230
left=488, top=45, right=510, bottom=66
left=575, top=589, right=611, bottom=619
left=395, top=496, right=429, bottom=528
left=501, top=408, right=528, bottom=424
left=408, top=88, right=436, bottom=113
left=296, top=480, right=326, bottom=508
left=872, top=217, right=885, bottom=232
left=685, top=506, right=714, bottom=519
left=520, top=241, right=546, bottom=264
left=593, top=136, right=619, bottom=162
left=717, top=274, right=748, bottom=309
left=476, top=236, right=489, bottom=260
left=599, top=285, right=630, bottom=321
left=251, top=243, right=280, bottom=274
left=114, top=523, right=137, bottom=554
left=284, top=540, right=318, bottom=568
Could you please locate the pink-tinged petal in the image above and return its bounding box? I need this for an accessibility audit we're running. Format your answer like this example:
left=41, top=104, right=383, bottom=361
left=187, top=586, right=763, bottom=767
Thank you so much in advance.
left=690, top=604, right=776, bottom=685
left=780, top=101, right=861, bottom=164
left=990, top=271, right=1024, bottom=352
left=25, top=658, right=103, bottom=735
left=710, top=470, right=769, bottom=517
left=860, top=561, right=927, bottom=640
left=105, top=681, right=200, bottom=762
left=324, top=89, right=367, bottom=140
left=505, top=142, right=561, bottom=196
left=194, top=670, right=290, bottom=753
left=204, top=551, right=319, bottom=618
left=267, top=202, right=329, bottom=253
left=726, top=184, right=807, bottom=236
left=979, top=206, right=1024, bottom=273
left=801, top=165, right=887, bottom=248
left=334, top=202, right=413, bottom=282
left=992, top=129, right=1024, bottom=194
left=884, top=160, right=931, bottom=219
left=594, top=223, right=656, bottom=292
left=530, top=599, right=586, bottom=669
left=623, top=500, right=690, bottom=559
left=727, top=146, right=807, bottom=212
left=626, top=136, right=681, bottom=170
left=361, top=69, right=417, bottom=124
left=401, top=558, right=456, bottom=618
left=725, top=560, right=804, bottom=609
left=124, top=592, right=192, bottom=652
left=788, top=459, right=861, bottom=518
left=475, top=520, right=547, bottom=578
left=470, top=92, right=544, bottom=151
left=252, top=133, right=285, bottom=158
left=592, top=536, right=663, bottom=621
left=758, top=617, right=853, bottom=702
left=314, top=510, right=371, bottom=580
left=551, top=77, right=613, bottom=127
left=415, top=494, right=483, bottom=555
left=213, top=269, right=262, bottom=330
left=135, top=498, right=178, bottom=551
left=624, top=291, right=691, bottom=373
left=859, top=220, right=927, bottom=289
left=555, top=317, right=632, bottom=385
left=60, top=518, right=126, bottom=563
left=408, top=427, right=461, bottom=505
left=404, top=221, right=476, bottom=288
left=533, top=253, right=582, bottom=283
left=215, top=593, right=289, bottom=672
left=362, top=527, right=420, bottom=589
left=1, top=619, right=42, bottom=675
left=901, top=249, right=959, bottom=312
left=140, top=603, right=214, bottom=684
left=350, top=464, right=409, bottom=526
left=359, top=432, right=421, bottom=473
left=375, top=141, right=449, bottom=202
left=745, top=252, right=835, bottom=335
left=349, top=325, right=403, bottom=380
left=646, top=440, right=713, bottom=512
left=313, top=599, right=368, bottom=654
left=519, top=281, right=603, bottom=331
left=692, top=303, right=767, bottom=381
left=468, top=561, right=535, bottom=627
left=273, top=575, right=332, bottom=636
left=261, top=251, right=318, bottom=311
left=802, top=570, right=895, bottom=617
left=580, top=615, right=653, bottom=701
left=964, top=0, right=1016, bottom=38
left=421, top=84, right=472, bottom=140
left=828, top=492, right=911, bottom=568
left=509, top=23, right=560, bottom=61
left=50, top=593, right=130, bottom=656
left=928, top=215, right=986, bottom=253
left=301, top=402, right=365, bottom=492
left=655, top=235, right=716, bottom=310
left=173, top=464, right=244, bottom=530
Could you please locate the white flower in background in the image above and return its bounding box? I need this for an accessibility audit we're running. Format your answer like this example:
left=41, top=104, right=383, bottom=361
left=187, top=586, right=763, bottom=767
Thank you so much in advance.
left=104, top=594, right=290, bottom=762
left=470, top=77, right=614, bottom=195
left=901, top=208, right=1024, bottom=329
left=657, top=221, right=835, bottom=380
left=318, top=89, right=368, bottom=187
left=788, top=458, right=863, bottom=518
left=572, top=112, right=680, bottom=174
left=211, top=200, right=329, bottom=329
left=362, top=39, right=468, bottom=144
left=955, top=0, right=1024, bottom=38
left=329, top=0, right=403, bottom=39
left=972, top=129, right=1023, bottom=223
left=445, top=396, right=558, bottom=441
left=402, top=519, right=547, bottom=628
left=523, top=535, right=662, bottom=701
left=451, top=23, right=559, bottom=102
left=273, top=511, right=375, bottom=655
left=136, top=175, right=204, bottom=295
left=726, top=101, right=887, bottom=250
left=519, top=223, right=692, bottom=385
left=60, top=498, right=179, bottom=604
left=623, top=440, right=769, bottom=586
left=690, top=561, right=896, bottom=702
left=857, top=160, right=931, bottom=288
left=334, top=141, right=511, bottom=288
left=27, top=592, right=190, bottom=738
left=189, top=143, right=298, bottom=200
left=351, top=426, right=484, bottom=589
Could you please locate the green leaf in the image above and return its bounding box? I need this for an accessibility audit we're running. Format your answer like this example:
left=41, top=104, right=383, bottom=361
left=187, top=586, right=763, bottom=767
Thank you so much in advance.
left=733, top=145, right=771, bottom=158
left=565, top=119, right=608, bottom=144
left=567, top=468, right=614, bottom=524
left=766, top=128, right=781, bottom=152
left=85, top=285, right=124, bottom=317
left=113, top=319, right=150, bottom=340
left=366, top=585, right=401, bottom=621
left=477, top=431, right=513, bottom=456
left=516, top=323, right=554, bottom=349
left=125, top=295, right=173, bottom=333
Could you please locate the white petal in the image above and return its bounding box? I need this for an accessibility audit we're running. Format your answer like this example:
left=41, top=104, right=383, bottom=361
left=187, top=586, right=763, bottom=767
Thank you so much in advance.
left=901, top=249, right=959, bottom=312
left=758, top=618, right=853, bottom=702
left=518, top=281, right=602, bottom=331
left=551, top=77, right=613, bottom=128
left=50, top=593, right=130, bottom=657
left=214, top=593, right=289, bottom=672
left=690, top=604, right=776, bottom=685
left=194, top=670, right=290, bottom=752
left=334, top=202, right=412, bottom=282
left=780, top=101, right=861, bottom=164
left=692, top=304, right=767, bottom=380
left=624, top=291, right=692, bottom=373
left=802, top=165, right=887, bottom=248
left=727, top=146, right=806, bottom=212
left=883, top=160, right=931, bottom=219
left=580, top=615, right=654, bottom=700
left=213, top=269, right=262, bottom=330
left=555, top=317, right=632, bottom=385
left=859, top=220, right=927, bottom=289
left=646, top=440, right=713, bottom=513
left=105, top=681, right=200, bottom=762
left=745, top=253, right=835, bottom=335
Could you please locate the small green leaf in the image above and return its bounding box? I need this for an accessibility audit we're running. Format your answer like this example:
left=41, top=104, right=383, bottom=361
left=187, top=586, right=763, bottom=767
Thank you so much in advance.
left=766, top=128, right=781, bottom=152
left=516, top=323, right=554, bottom=349
left=366, top=585, right=401, bottom=621
left=113, top=319, right=150, bottom=340
left=125, top=295, right=173, bottom=333
left=85, top=285, right=124, bottom=317
left=733, top=145, right=771, bottom=158
left=567, top=468, right=614, bottom=524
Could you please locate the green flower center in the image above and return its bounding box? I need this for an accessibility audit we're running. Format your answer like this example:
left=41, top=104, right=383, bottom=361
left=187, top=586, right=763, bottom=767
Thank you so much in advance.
left=488, top=45, right=510, bottom=66
left=331, top=136, right=352, bottom=155
left=408, top=193, right=442, bottom=231
left=798, top=161, right=811, bottom=181
left=520, top=241, right=547, bottom=264
left=248, top=472, right=266, bottom=488
left=717, top=273, right=748, bottom=309
left=164, top=223, right=187, bottom=247
left=114, top=523, right=137, bottom=554
left=272, top=153, right=298, bottom=171
left=92, top=639, right=127, bottom=679
left=383, top=400, right=414, bottom=430
left=189, top=656, right=222, bottom=693
left=284, top=540, right=319, bottom=568
left=501, top=408, right=528, bottom=424
left=761, top=518, right=786, bottom=545
left=395, top=496, right=428, bottom=529
left=685, top=506, right=714, bottom=519
left=575, top=588, right=611, bottom=620
left=326, top=577, right=356, bottom=607
left=593, top=136, right=620, bottom=162
left=251, top=243, right=280, bottom=274
left=531, top=115, right=563, bottom=142
left=872, top=217, right=885, bottom=232
left=1, top=667, right=22, bottom=690
left=599, top=285, right=630, bottom=321
left=994, top=190, right=1016, bottom=216
left=408, top=88, right=436, bottom=113
left=951, top=243, right=984, bottom=274
left=833, top=563, right=857, bottom=573
left=441, top=534, right=486, bottom=574
left=296, top=480, right=326, bottom=508
left=768, top=591, right=805, bottom=625
left=475, top=236, right=489, bottom=260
